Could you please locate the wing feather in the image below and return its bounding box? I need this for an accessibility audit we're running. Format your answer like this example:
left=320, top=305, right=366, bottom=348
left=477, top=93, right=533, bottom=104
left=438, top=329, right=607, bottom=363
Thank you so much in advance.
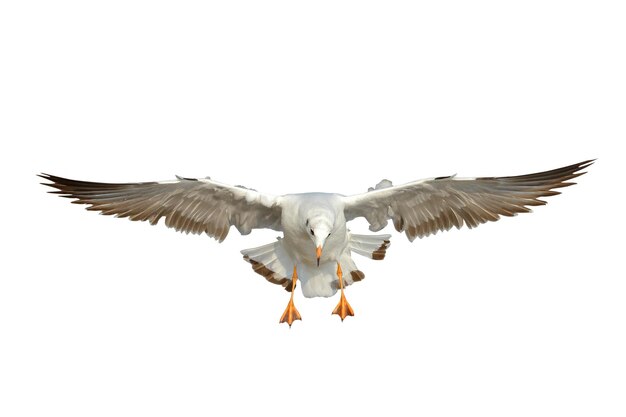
left=40, top=174, right=282, bottom=242
left=343, top=160, right=593, bottom=241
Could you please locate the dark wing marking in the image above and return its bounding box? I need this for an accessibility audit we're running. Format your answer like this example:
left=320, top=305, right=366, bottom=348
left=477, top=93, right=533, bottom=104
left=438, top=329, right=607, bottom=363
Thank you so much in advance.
left=40, top=174, right=282, bottom=242
left=343, top=160, right=593, bottom=241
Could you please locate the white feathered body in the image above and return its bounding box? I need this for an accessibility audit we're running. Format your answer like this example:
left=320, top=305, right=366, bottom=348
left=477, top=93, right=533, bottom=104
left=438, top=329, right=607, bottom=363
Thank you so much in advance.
left=281, top=193, right=347, bottom=264
left=241, top=193, right=391, bottom=297
left=40, top=161, right=592, bottom=301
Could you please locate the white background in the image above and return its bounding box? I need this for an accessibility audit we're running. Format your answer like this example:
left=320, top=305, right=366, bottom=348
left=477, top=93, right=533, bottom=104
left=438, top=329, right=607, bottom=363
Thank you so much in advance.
left=1, top=1, right=624, bottom=416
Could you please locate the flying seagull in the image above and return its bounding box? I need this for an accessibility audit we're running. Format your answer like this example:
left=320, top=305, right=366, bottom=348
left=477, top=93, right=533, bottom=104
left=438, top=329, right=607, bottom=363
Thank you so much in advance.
left=39, top=160, right=593, bottom=326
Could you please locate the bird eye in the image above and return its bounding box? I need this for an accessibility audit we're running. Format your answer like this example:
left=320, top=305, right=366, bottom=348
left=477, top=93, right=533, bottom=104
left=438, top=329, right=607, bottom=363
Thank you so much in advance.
left=310, top=229, right=315, bottom=236
left=327, top=233, right=331, bottom=238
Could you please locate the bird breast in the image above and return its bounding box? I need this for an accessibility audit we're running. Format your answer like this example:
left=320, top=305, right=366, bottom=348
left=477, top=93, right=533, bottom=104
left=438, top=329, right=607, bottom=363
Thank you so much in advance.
left=279, top=193, right=348, bottom=265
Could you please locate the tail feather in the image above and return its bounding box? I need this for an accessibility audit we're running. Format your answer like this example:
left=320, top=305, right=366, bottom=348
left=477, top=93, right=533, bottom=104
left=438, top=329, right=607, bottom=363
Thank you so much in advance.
left=298, top=262, right=340, bottom=297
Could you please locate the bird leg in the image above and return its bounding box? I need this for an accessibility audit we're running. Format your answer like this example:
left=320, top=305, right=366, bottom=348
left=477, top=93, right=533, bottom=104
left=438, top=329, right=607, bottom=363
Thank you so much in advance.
left=279, top=265, right=301, bottom=327
left=332, top=263, right=354, bottom=321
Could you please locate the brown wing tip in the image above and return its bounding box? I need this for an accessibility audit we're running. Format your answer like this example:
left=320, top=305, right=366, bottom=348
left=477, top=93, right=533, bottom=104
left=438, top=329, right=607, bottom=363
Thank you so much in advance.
left=496, top=159, right=595, bottom=182
left=350, top=270, right=365, bottom=282
left=243, top=255, right=293, bottom=292
left=38, top=173, right=62, bottom=191
left=38, top=173, right=158, bottom=191
left=371, top=240, right=391, bottom=260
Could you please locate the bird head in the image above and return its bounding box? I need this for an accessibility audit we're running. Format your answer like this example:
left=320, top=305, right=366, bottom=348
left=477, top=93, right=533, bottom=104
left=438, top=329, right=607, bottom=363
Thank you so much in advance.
left=306, top=217, right=333, bottom=266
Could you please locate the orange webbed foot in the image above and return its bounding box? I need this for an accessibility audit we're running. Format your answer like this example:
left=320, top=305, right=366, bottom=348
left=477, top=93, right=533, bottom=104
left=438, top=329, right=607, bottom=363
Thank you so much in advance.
left=280, top=265, right=301, bottom=327
left=279, top=298, right=301, bottom=327
left=332, top=291, right=354, bottom=321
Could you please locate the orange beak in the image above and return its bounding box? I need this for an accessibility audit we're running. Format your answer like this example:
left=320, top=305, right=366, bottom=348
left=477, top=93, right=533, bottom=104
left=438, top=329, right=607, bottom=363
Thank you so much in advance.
left=316, top=245, right=322, bottom=267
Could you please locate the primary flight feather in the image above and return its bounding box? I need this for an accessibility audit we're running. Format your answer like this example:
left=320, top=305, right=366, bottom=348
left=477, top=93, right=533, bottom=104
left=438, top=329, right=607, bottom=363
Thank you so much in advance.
left=40, top=160, right=593, bottom=326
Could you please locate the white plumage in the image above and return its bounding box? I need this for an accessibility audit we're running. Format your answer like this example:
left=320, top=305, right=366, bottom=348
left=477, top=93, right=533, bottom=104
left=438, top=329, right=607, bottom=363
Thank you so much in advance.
left=40, top=160, right=593, bottom=325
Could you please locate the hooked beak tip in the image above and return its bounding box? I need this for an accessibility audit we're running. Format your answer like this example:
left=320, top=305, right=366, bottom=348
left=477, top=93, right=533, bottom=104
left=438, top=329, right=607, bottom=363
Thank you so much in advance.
left=316, top=245, right=322, bottom=267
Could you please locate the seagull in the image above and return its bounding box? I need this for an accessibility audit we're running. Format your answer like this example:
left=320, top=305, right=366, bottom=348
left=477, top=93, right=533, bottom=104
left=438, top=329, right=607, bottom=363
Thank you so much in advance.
left=39, top=160, right=593, bottom=326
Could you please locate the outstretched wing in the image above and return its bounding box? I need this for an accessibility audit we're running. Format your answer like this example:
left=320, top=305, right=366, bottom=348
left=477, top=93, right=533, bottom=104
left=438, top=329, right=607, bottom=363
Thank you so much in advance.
left=40, top=174, right=282, bottom=242
left=343, top=160, right=593, bottom=241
